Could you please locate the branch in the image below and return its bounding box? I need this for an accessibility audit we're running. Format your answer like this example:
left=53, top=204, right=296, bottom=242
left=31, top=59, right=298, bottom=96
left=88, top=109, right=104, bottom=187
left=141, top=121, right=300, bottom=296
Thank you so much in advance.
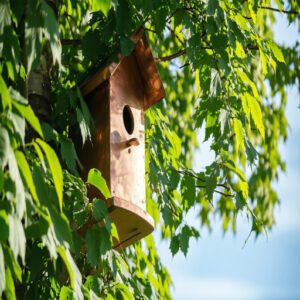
left=155, top=49, right=186, bottom=62
left=179, top=170, right=231, bottom=191
left=166, top=24, right=184, bottom=45
left=196, top=185, right=234, bottom=198
left=258, top=5, right=299, bottom=15
left=155, top=43, right=259, bottom=63
left=61, top=39, right=81, bottom=46
left=144, top=27, right=156, bottom=33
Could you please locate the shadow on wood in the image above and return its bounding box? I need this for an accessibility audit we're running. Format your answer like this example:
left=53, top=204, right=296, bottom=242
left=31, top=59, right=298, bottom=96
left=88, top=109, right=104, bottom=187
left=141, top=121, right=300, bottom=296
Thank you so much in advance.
left=78, top=28, right=165, bottom=249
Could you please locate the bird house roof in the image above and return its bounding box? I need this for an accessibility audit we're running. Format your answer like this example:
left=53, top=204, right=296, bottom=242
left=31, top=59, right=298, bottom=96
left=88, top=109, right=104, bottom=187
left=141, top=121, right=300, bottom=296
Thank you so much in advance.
left=80, top=28, right=165, bottom=110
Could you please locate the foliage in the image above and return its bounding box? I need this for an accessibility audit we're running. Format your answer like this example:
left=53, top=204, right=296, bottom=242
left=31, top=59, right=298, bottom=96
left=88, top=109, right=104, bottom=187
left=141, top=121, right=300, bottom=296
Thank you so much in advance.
left=0, top=0, right=299, bottom=299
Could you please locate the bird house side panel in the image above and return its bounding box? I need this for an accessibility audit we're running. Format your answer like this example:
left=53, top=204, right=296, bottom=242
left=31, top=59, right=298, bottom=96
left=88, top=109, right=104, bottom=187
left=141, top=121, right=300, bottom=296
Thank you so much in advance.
left=79, top=81, right=111, bottom=199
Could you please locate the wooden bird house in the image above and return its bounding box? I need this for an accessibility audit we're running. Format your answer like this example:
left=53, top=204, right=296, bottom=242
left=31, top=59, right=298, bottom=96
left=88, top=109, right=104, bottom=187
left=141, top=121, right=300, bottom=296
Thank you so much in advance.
left=79, top=28, right=165, bottom=249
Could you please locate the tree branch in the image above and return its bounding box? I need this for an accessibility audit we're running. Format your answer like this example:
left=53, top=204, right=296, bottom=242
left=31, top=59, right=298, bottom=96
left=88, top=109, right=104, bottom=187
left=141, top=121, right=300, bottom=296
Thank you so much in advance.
left=179, top=169, right=231, bottom=191
left=196, top=185, right=234, bottom=198
left=155, top=49, right=186, bottom=62
left=166, top=24, right=184, bottom=46
left=258, top=5, right=299, bottom=15
left=61, top=39, right=81, bottom=46
left=155, top=43, right=259, bottom=63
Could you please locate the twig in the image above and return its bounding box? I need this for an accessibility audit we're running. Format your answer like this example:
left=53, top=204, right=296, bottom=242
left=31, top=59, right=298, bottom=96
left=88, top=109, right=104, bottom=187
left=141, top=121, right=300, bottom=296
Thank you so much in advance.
left=179, top=62, right=190, bottom=69
left=155, top=43, right=259, bottom=63
left=166, top=24, right=184, bottom=45
left=196, top=185, right=234, bottom=198
left=155, top=49, right=186, bottom=62
left=179, top=170, right=231, bottom=191
left=61, top=39, right=81, bottom=46
left=258, top=5, right=298, bottom=15
left=144, top=27, right=156, bottom=33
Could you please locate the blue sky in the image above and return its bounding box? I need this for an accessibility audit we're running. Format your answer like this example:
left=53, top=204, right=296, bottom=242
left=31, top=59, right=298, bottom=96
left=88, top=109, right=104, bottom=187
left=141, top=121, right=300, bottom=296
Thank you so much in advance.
left=155, top=14, right=300, bottom=300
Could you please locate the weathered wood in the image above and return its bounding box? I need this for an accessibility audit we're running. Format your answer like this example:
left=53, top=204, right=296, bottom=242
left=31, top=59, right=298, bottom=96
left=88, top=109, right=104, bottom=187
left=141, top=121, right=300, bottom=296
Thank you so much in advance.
left=78, top=30, right=165, bottom=248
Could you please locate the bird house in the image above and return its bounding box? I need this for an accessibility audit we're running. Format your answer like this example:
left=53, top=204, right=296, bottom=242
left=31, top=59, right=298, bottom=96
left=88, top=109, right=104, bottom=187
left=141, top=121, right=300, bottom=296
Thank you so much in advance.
left=79, top=28, right=165, bottom=249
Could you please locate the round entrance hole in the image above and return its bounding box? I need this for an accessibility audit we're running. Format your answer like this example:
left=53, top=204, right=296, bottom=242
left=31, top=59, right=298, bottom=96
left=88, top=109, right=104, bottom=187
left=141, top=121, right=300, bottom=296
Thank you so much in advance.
left=123, top=105, right=134, bottom=135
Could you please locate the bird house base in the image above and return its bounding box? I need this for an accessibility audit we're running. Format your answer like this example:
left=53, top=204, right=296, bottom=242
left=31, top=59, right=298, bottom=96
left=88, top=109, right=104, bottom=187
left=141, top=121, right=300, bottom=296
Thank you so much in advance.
left=108, top=197, right=154, bottom=249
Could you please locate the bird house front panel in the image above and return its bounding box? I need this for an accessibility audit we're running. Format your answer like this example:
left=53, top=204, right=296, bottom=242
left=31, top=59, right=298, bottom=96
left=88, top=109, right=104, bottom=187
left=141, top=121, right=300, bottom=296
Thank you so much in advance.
left=109, top=54, right=146, bottom=210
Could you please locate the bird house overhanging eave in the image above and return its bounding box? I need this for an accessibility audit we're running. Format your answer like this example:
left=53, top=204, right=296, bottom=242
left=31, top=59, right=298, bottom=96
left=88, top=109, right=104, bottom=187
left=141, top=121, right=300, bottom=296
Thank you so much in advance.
left=80, top=28, right=165, bottom=110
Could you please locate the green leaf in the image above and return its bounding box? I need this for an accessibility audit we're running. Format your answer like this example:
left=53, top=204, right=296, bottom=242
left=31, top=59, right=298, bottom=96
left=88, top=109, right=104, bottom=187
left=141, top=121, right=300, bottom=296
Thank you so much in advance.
left=84, top=276, right=102, bottom=297
left=0, top=76, right=11, bottom=109
left=235, top=41, right=246, bottom=58
left=72, top=231, right=83, bottom=257
left=15, top=150, right=39, bottom=204
left=223, top=160, right=246, bottom=182
left=92, top=198, right=108, bottom=221
left=235, top=193, right=245, bottom=210
left=115, top=283, right=134, bottom=300
left=99, top=225, right=112, bottom=255
left=6, top=61, right=15, bottom=81
left=233, top=118, right=245, bottom=152
left=36, top=138, right=63, bottom=211
left=12, top=92, right=44, bottom=138
left=207, top=0, right=218, bottom=15
left=10, top=111, right=25, bottom=144
left=42, top=225, right=58, bottom=258
left=4, top=268, right=16, bottom=300
left=169, top=235, right=180, bottom=256
left=236, top=69, right=259, bottom=99
left=0, top=169, right=3, bottom=191
left=245, top=139, right=258, bottom=165
left=238, top=180, right=248, bottom=200
left=181, top=174, right=196, bottom=209
left=25, top=24, right=43, bottom=73
left=0, top=125, right=10, bottom=170
left=50, top=208, right=73, bottom=248
left=115, top=0, right=131, bottom=34
left=41, top=1, right=61, bottom=67
left=60, top=136, right=82, bottom=174
left=206, top=176, right=217, bottom=199
left=274, top=0, right=283, bottom=10
left=32, top=162, right=51, bottom=208
left=2, top=244, right=22, bottom=282
left=247, top=94, right=265, bottom=138
left=241, top=94, right=250, bottom=121
left=8, top=214, right=26, bottom=264
left=210, top=68, right=222, bottom=97
left=87, top=168, right=111, bottom=199
left=268, top=41, right=285, bottom=63
left=42, top=122, right=58, bottom=142
left=76, top=108, right=91, bottom=145
left=0, top=244, right=5, bottom=294
left=25, top=216, right=49, bottom=239
left=86, top=227, right=101, bottom=266
left=76, top=88, right=93, bottom=143
left=180, top=225, right=191, bottom=256
left=92, top=0, right=111, bottom=15
left=110, top=222, right=119, bottom=244
left=120, top=37, right=135, bottom=56
left=59, top=286, right=74, bottom=300
left=0, top=1, right=11, bottom=34
left=259, top=48, right=267, bottom=75
left=57, top=246, right=83, bottom=300
left=8, top=150, right=26, bottom=218
left=0, top=210, right=9, bottom=242
left=219, top=108, right=228, bottom=134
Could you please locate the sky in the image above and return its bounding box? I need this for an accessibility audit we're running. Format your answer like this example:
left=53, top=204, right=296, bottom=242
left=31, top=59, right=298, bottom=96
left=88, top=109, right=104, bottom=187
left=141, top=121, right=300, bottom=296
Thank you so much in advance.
left=155, top=13, right=300, bottom=300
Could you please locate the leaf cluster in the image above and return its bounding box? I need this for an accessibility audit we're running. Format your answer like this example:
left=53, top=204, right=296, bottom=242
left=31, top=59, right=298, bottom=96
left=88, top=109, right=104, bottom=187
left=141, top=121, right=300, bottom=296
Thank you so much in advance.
left=0, top=0, right=299, bottom=299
